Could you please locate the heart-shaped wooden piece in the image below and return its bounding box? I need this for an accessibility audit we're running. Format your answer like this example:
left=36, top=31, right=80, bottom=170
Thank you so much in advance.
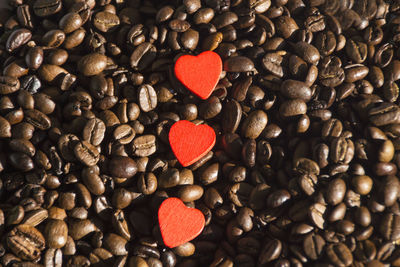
left=169, top=120, right=216, bottom=167
left=174, top=51, right=222, bottom=100
left=158, top=198, right=205, bottom=248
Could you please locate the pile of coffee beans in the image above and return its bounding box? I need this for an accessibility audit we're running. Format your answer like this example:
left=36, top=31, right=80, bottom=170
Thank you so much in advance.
left=1, top=0, right=400, bottom=266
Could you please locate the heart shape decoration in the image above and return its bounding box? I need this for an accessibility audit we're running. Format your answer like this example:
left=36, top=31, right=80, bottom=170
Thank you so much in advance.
left=158, top=198, right=205, bottom=248
left=174, top=51, right=222, bottom=100
left=169, top=120, right=216, bottom=167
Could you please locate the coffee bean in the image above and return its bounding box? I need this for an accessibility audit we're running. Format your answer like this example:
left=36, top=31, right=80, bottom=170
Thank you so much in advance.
left=22, top=209, right=48, bottom=227
left=25, top=47, right=43, bottom=70
left=78, top=53, right=108, bottom=76
left=113, top=124, right=135, bottom=145
left=133, top=135, right=156, bottom=157
left=303, top=233, right=325, bottom=260
left=212, top=12, right=238, bottom=29
left=138, top=173, right=157, bottom=195
left=344, top=64, right=369, bottom=83
left=351, top=175, right=373, bottom=195
left=6, top=28, right=31, bottom=53
left=309, top=203, right=326, bottom=229
left=47, top=49, right=68, bottom=66
left=380, top=213, right=400, bottom=241
left=159, top=168, right=180, bottom=188
left=138, top=84, right=157, bottom=112
left=275, top=16, right=298, bottom=38
left=222, top=99, right=241, bottom=133
left=369, top=103, right=400, bottom=126
left=177, top=185, right=204, bottom=202
left=42, top=30, right=65, bottom=48
left=377, top=175, right=399, bottom=207
left=74, top=140, right=100, bottom=167
left=7, top=224, right=45, bottom=260
left=169, top=19, right=191, bottom=32
left=59, top=12, right=82, bottom=34
left=224, top=56, right=254, bottom=72
left=262, top=52, right=284, bottom=77
left=294, top=41, right=320, bottom=65
left=93, top=11, right=120, bottom=33
left=280, top=80, right=312, bottom=101
left=193, top=8, right=214, bottom=24
left=43, top=219, right=68, bottom=248
left=326, top=243, right=353, bottom=267
left=345, top=39, right=368, bottom=63
left=82, top=118, right=106, bottom=146
left=258, top=239, right=282, bottom=264
left=0, top=76, right=19, bottom=94
left=81, top=166, right=105, bottom=196
left=109, top=156, right=137, bottom=178
left=279, top=99, right=307, bottom=117
left=17, top=4, right=34, bottom=29
left=33, top=0, right=61, bottom=17
left=241, top=110, right=268, bottom=139
left=181, top=29, right=199, bottom=50
left=130, top=42, right=157, bottom=71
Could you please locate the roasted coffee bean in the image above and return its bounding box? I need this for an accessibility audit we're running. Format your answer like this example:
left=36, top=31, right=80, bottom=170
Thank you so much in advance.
left=258, top=239, right=282, bottom=264
left=130, top=42, right=157, bottom=70
left=33, top=0, right=61, bottom=17
left=345, top=39, right=368, bottom=63
left=294, top=41, right=320, bottom=65
left=82, top=118, right=106, bottom=147
left=7, top=224, right=45, bottom=260
left=280, top=80, right=312, bottom=101
left=93, top=11, right=120, bottom=33
left=377, top=175, right=399, bottom=207
left=169, top=19, right=191, bottom=32
left=47, top=49, right=68, bottom=66
left=78, top=53, right=108, bottom=76
left=138, top=84, right=157, bottom=112
left=25, top=47, right=43, bottom=70
left=279, top=99, right=307, bottom=117
left=275, top=16, right=298, bottom=39
left=309, top=203, right=326, bottom=229
left=380, top=213, right=400, bottom=241
left=326, top=243, right=353, bottom=267
left=42, top=30, right=65, bottom=48
left=109, top=156, right=137, bottom=178
left=303, top=233, right=325, bottom=260
left=222, top=99, right=241, bottom=133
left=113, top=124, right=135, bottom=145
left=0, top=76, right=19, bottom=94
left=74, top=140, right=100, bottom=167
left=82, top=166, right=105, bottom=196
left=241, top=110, right=268, bottom=139
left=262, top=52, right=284, bottom=77
left=43, top=219, right=68, bottom=249
left=133, top=135, right=157, bottom=157
left=369, top=103, right=400, bottom=126
left=6, top=28, right=32, bottom=53
left=224, top=56, right=255, bottom=72
left=59, top=12, right=82, bottom=34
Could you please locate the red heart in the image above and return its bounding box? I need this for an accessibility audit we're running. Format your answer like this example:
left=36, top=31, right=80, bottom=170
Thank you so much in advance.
left=169, top=120, right=216, bottom=167
left=158, top=198, right=205, bottom=248
left=174, top=51, right=222, bottom=100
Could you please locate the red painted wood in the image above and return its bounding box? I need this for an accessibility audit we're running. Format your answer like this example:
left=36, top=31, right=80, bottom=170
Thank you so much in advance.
left=158, top=198, right=205, bottom=248
left=169, top=120, right=216, bottom=167
left=174, top=51, right=222, bottom=100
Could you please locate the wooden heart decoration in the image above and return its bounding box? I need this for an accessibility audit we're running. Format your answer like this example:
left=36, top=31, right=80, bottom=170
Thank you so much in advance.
left=158, top=197, right=205, bottom=248
left=174, top=51, right=222, bottom=100
left=169, top=120, right=216, bottom=167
